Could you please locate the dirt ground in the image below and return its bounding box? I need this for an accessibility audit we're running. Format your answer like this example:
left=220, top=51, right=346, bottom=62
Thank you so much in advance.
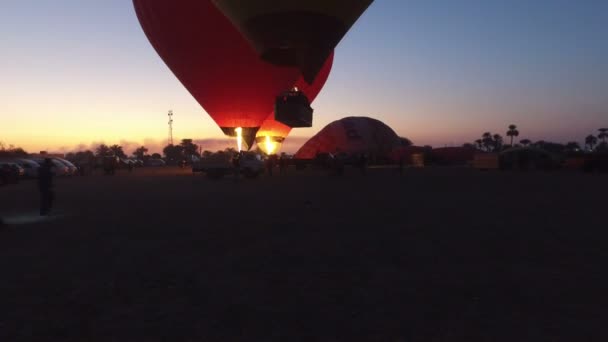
left=0, top=166, right=606, bottom=341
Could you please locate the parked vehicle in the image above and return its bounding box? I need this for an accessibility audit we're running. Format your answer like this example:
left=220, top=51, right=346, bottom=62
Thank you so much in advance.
left=192, top=152, right=264, bottom=179
left=54, top=158, right=78, bottom=175
left=11, top=158, right=40, bottom=178
left=0, top=162, right=23, bottom=184
left=1, top=164, right=17, bottom=185
left=145, top=159, right=166, bottom=167
left=31, top=158, right=70, bottom=176
left=128, top=158, right=144, bottom=167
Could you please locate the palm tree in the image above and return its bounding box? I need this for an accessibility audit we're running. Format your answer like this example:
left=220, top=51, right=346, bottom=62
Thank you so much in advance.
left=482, top=132, right=493, bottom=152
left=163, top=144, right=184, bottom=163
left=110, top=145, right=126, bottom=158
left=133, top=146, right=148, bottom=160
left=180, top=139, right=199, bottom=158
left=493, top=134, right=503, bottom=151
left=95, top=144, right=111, bottom=157
left=506, top=124, right=519, bottom=146
left=520, top=139, right=531, bottom=147
left=474, top=139, right=483, bottom=150
left=598, top=128, right=608, bottom=144
left=585, top=135, right=598, bottom=151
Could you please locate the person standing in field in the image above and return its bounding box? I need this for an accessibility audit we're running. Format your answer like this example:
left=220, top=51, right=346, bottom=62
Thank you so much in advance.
left=232, top=152, right=241, bottom=182
left=279, top=155, right=287, bottom=175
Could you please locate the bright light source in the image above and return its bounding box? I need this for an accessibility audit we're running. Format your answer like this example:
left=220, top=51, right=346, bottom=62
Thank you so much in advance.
left=264, top=135, right=276, bottom=155
left=235, top=127, right=243, bottom=152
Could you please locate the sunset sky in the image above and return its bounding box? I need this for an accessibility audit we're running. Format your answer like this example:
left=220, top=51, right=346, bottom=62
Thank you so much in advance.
left=2, top=0, right=606, bottom=154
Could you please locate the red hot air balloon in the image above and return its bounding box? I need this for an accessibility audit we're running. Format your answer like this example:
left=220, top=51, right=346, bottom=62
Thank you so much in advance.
left=255, top=52, right=334, bottom=155
left=133, top=0, right=301, bottom=150
left=294, top=117, right=403, bottom=160
left=211, top=0, right=373, bottom=83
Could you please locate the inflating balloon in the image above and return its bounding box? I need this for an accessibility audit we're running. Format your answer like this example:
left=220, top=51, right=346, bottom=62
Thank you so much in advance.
left=294, top=117, right=402, bottom=159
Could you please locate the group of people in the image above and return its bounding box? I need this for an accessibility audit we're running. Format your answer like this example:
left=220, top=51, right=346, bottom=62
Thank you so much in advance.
left=265, top=155, right=288, bottom=176
left=328, top=153, right=368, bottom=176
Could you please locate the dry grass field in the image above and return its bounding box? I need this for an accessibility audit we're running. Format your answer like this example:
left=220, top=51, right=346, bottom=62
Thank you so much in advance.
left=1, top=166, right=606, bottom=341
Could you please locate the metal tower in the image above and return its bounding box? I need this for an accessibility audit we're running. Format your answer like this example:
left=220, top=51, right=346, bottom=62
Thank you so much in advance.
left=167, top=110, right=174, bottom=145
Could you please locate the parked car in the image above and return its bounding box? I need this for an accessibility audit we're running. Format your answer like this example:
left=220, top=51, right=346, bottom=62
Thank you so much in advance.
left=31, top=158, right=71, bottom=176
left=0, top=162, right=23, bottom=183
left=1, top=164, right=18, bottom=185
left=11, top=158, right=40, bottom=178
left=54, top=158, right=78, bottom=175
left=126, top=158, right=143, bottom=167
left=192, top=152, right=263, bottom=179
left=119, top=158, right=133, bottom=168
left=145, top=159, right=166, bottom=167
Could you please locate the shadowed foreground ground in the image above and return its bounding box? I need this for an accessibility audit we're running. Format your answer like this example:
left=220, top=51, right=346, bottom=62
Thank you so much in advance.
left=1, top=166, right=606, bottom=341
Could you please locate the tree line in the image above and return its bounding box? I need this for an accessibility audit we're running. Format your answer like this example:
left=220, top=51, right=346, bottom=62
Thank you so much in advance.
left=2, top=126, right=607, bottom=161
left=0, top=143, right=28, bottom=158
left=463, top=125, right=607, bottom=154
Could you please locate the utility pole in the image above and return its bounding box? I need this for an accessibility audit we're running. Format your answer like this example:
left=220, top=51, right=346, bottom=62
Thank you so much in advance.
left=167, top=110, right=174, bottom=146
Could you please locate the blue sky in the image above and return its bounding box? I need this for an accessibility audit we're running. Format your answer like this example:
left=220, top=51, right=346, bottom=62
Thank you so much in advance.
left=1, top=0, right=606, bottom=153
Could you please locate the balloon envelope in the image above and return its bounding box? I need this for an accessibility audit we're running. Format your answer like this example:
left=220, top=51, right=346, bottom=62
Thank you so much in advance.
left=133, top=0, right=301, bottom=149
left=255, top=52, right=334, bottom=155
left=294, top=117, right=402, bottom=160
left=211, top=0, right=372, bottom=83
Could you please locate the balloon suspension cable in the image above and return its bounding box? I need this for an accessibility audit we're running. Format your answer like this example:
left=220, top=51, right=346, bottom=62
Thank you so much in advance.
left=235, top=127, right=243, bottom=152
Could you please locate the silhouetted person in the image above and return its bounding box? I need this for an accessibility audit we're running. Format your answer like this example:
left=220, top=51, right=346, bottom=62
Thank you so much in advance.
left=77, top=163, right=85, bottom=176
left=266, top=157, right=274, bottom=177
left=279, top=156, right=287, bottom=175
left=331, top=155, right=344, bottom=176
left=38, top=158, right=54, bottom=216
left=128, top=162, right=134, bottom=173
left=232, top=152, right=241, bottom=182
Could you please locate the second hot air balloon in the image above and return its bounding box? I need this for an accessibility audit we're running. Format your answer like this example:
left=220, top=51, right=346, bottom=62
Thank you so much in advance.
left=211, top=0, right=373, bottom=83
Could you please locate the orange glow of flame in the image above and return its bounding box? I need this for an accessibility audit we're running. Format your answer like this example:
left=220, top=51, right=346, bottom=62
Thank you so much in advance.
left=235, top=127, right=243, bottom=152
left=264, top=135, right=276, bottom=155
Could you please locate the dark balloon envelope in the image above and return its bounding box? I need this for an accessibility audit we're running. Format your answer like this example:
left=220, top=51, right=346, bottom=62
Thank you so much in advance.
left=294, top=116, right=402, bottom=160
left=133, top=0, right=301, bottom=149
left=255, top=51, right=334, bottom=155
left=211, top=0, right=373, bottom=83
